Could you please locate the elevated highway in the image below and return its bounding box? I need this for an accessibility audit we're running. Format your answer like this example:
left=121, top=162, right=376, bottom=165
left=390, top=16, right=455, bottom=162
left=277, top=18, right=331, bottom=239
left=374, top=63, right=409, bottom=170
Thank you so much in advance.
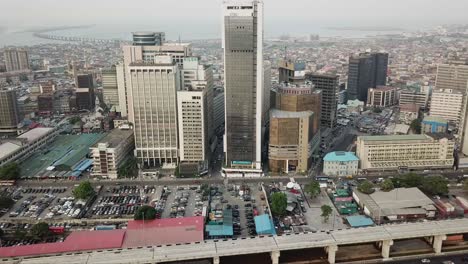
left=7, top=218, right=468, bottom=264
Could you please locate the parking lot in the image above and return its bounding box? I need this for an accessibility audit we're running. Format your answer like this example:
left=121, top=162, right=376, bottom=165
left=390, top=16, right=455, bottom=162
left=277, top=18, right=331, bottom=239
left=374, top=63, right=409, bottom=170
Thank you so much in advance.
left=160, top=186, right=206, bottom=219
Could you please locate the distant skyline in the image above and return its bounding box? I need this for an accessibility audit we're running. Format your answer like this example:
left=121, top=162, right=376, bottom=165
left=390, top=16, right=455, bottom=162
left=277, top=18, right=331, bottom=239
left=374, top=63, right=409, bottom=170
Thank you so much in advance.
left=2, top=0, right=468, bottom=29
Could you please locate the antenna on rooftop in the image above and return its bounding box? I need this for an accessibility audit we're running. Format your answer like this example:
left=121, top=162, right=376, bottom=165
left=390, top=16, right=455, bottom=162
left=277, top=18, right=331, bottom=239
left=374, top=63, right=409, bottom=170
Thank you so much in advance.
left=178, top=35, right=181, bottom=44
left=284, top=46, right=287, bottom=61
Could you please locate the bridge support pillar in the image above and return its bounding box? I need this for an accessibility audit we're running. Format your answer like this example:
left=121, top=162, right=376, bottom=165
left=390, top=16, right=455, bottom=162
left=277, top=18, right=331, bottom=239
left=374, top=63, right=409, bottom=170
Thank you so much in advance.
left=433, top=234, right=446, bottom=254
left=271, top=250, right=280, bottom=264
left=381, top=239, right=393, bottom=260
left=213, top=256, right=220, bottom=264
left=326, top=245, right=338, bottom=264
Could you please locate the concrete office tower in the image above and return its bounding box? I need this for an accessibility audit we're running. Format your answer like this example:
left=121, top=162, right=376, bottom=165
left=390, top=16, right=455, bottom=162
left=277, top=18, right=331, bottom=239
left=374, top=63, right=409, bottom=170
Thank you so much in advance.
left=262, top=61, right=272, bottom=127
left=118, top=33, right=192, bottom=120
left=128, top=55, right=179, bottom=168
left=308, top=73, right=338, bottom=129
left=4, top=48, right=30, bottom=72
left=102, top=66, right=119, bottom=110
left=76, top=73, right=94, bottom=88
left=177, top=57, right=214, bottom=175
left=213, top=89, right=225, bottom=131
left=367, top=86, right=397, bottom=107
left=399, top=89, right=429, bottom=109
left=132, top=32, right=165, bottom=46
left=75, top=73, right=95, bottom=110
left=0, top=89, right=19, bottom=135
left=278, top=60, right=306, bottom=84
left=429, top=89, right=464, bottom=127
left=435, top=63, right=468, bottom=92
left=222, top=0, right=264, bottom=176
left=269, top=83, right=321, bottom=173
left=347, top=52, right=388, bottom=102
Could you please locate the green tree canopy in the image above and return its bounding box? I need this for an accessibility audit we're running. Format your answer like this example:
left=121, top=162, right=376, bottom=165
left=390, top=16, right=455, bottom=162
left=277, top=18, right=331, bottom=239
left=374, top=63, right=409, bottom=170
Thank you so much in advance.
left=420, top=176, right=449, bottom=196
left=270, top=192, right=287, bottom=216
left=321, top=205, right=333, bottom=222
left=399, top=173, right=423, bottom=188
left=134, top=205, right=157, bottom=220
left=72, top=181, right=95, bottom=200
left=0, top=196, right=14, bottom=209
left=0, top=163, right=21, bottom=180
left=117, top=157, right=138, bottom=178
left=30, top=222, right=51, bottom=240
left=380, top=178, right=395, bottom=192
left=410, top=119, right=422, bottom=134
left=305, top=180, right=321, bottom=198
left=358, top=180, right=375, bottom=194
left=69, top=116, right=81, bottom=125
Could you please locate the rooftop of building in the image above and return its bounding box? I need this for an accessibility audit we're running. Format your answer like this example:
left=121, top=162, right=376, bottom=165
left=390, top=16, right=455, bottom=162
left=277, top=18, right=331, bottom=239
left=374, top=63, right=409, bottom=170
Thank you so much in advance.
left=306, top=72, right=338, bottom=79
left=399, top=103, right=420, bottom=112
left=0, top=142, right=22, bottom=161
left=91, top=129, right=133, bottom=149
left=75, top=88, right=89, bottom=93
left=17, top=127, right=54, bottom=143
left=423, top=116, right=448, bottom=124
left=372, top=86, right=397, bottom=91
left=426, top=132, right=454, bottom=140
left=270, top=109, right=313, bottom=119
left=323, top=151, right=359, bottom=162
left=358, top=134, right=428, bottom=142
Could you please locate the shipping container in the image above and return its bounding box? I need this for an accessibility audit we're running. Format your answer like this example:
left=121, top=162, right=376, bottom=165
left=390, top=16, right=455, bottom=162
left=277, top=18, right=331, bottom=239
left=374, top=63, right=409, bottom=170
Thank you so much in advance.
left=95, top=225, right=116, bottom=230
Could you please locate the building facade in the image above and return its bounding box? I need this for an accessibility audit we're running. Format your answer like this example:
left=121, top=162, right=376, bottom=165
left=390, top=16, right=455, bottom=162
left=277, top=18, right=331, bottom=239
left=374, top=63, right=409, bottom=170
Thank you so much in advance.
left=278, top=60, right=306, bottom=84
left=356, top=134, right=454, bottom=170
left=102, top=66, right=119, bottom=110
left=435, top=63, right=468, bottom=92
left=308, top=73, right=338, bottom=129
left=4, top=48, right=30, bottom=72
left=429, top=89, right=464, bottom=126
left=323, top=151, right=359, bottom=177
left=90, top=128, right=135, bottom=179
left=399, top=103, right=420, bottom=125
left=422, top=116, right=448, bottom=134
left=367, top=86, right=397, bottom=107
left=128, top=56, right=179, bottom=167
left=132, top=32, right=165, bottom=46
left=0, top=89, right=19, bottom=135
left=399, top=89, right=429, bottom=109
left=213, top=89, right=225, bottom=131
left=347, top=52, right=388, bottom=102
left=222, top=0, right=264, bottom=175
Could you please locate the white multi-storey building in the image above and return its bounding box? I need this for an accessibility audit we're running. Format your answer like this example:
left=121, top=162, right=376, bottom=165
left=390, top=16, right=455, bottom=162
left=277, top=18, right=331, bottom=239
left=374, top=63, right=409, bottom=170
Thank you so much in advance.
left=323, top=151, right=359, bottom=177
left=90, top=128, right=134, bottom=179
left=429, top=89, right=464, bottom=126
left=127, top=56, right=179, bottom=167
left=356, top=134, right=454, bottom=171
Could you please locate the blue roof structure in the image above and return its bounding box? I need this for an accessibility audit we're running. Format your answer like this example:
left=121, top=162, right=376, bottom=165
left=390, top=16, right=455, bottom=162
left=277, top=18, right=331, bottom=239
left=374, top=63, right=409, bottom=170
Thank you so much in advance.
left=346, top=215, right=374, bottom=227
left=206, top=209, right=233, bottom=237
left=254, top=214, right=276, bottom=235
left=323, top=152, right=359, bottom=162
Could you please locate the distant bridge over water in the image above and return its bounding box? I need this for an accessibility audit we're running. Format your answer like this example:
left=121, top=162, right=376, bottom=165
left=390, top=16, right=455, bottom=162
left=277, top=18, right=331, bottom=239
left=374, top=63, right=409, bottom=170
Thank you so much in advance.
left=33, top=32, right=122, bottom=44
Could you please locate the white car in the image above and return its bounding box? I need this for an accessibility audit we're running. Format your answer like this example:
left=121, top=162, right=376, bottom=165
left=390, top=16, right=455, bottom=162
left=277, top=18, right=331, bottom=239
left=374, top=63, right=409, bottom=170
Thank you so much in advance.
left=421, top=259, right=430, bottom=263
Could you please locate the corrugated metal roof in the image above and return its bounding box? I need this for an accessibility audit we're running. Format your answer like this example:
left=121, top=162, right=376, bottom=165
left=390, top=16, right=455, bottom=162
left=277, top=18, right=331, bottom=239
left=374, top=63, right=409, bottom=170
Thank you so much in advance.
left=254, top=214, right=276, bottom=235
left=346, top=215, right=374, bottom=227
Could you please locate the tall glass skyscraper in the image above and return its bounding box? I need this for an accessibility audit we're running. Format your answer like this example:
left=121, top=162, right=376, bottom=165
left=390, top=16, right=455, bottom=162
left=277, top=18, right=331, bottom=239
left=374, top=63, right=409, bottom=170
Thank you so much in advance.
left=222, top=0, right=264, bottom=175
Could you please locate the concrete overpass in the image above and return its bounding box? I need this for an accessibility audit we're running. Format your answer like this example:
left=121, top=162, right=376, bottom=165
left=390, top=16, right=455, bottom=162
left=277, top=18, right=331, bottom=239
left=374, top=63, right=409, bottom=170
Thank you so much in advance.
left=7, top=218, right=468, bottom=264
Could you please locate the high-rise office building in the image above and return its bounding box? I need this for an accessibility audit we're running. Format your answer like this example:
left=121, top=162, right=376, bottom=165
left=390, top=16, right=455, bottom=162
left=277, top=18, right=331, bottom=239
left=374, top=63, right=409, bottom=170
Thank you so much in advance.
left=308, top=73, right=338, bottom=129
left=118, top=32, right=192, bottom=120
left=399, top=89, right=429, bottom=109
left=128, top=55, right=179, bottom=167
left=132, top=32, right=165, bottom=46
left=0, top=89, right=19, bottom=135
left=222, top=0, right=264, bottom=176
left=76, top=73, right=95, bottom=89
left=75, top=73, right=95, bottom=110
left=3, top=48, right=30, bottom=72
left=278, top=60, right=306, bottom=84
left=435, top=63, right=468, bottom=92
left=102, top=66, right=119, bottom=110
left=177, top=57, right=214, bottom=174
left=367, top=86, right=398, bottom=107
left=347, top=52, right=388, bottom=102
left=429, top=89, right=464, bottom=127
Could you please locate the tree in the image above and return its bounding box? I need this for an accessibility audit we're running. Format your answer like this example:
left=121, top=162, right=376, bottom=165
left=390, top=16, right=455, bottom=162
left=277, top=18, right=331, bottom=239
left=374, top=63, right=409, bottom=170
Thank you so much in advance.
left=321, top=205, right=333, bottom=222
left=0, top=196, right=14, bottom=210
left=373, top=108, right=382, bottom=114
left=30, top=222, right=51, bottom=240
left=358, top=180, right=375, bottom=194
left=421, top=176, right=449, bottom=196
left=398, top=173, right=423, bottom=188
left=305, top=180, right=321, bottom=199
left=410, top=119, right=421, bottom=134
left=69, top=116, right=81, bottom=125
left=117, top=157, right=138, bottom=178
left=0, top=163, right=21, bottom=180
left=270, top=192, right=287, bottom=216
left=380, top=178, right=395, bottom=192
left=134, top=205, right=157, bottom=220
left=72, top=181, right=95, bottom=200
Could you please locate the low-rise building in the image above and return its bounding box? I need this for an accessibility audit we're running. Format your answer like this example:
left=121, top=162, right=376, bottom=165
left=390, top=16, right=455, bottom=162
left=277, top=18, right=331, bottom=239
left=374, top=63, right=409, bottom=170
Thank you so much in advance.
left=0, top=127, right=58, bottom=167
left=90, top=128, right=134, bottom=179
left=323, top=151, right=359, bottom=177
left=422, top=116, right=448, bottom=134
left=356, top=134, right=454, bottom=170
left=353, top=187, right=436, bottom=223
left=367, top=86, right=398, bottom=107
left=399, top=103, right=420, bottom=125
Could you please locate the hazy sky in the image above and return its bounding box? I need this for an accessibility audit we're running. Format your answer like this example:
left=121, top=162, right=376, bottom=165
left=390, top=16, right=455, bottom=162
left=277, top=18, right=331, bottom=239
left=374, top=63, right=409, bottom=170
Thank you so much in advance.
left=2, top=0, right=468, bottom=31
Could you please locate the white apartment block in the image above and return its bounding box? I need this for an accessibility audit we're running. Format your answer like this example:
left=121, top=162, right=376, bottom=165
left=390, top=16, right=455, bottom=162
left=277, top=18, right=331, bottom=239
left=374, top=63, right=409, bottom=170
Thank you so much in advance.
left=128, top=56, right=179, bottom=167
left=367, top=86, right=397, bottom=107
left=90, top=129, right=134, bottom=179
left=356, top=134, right=454, bottom=170
left=429, top=89, right=464, bottom=126
left=435, top=63, right=468, bottom=93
